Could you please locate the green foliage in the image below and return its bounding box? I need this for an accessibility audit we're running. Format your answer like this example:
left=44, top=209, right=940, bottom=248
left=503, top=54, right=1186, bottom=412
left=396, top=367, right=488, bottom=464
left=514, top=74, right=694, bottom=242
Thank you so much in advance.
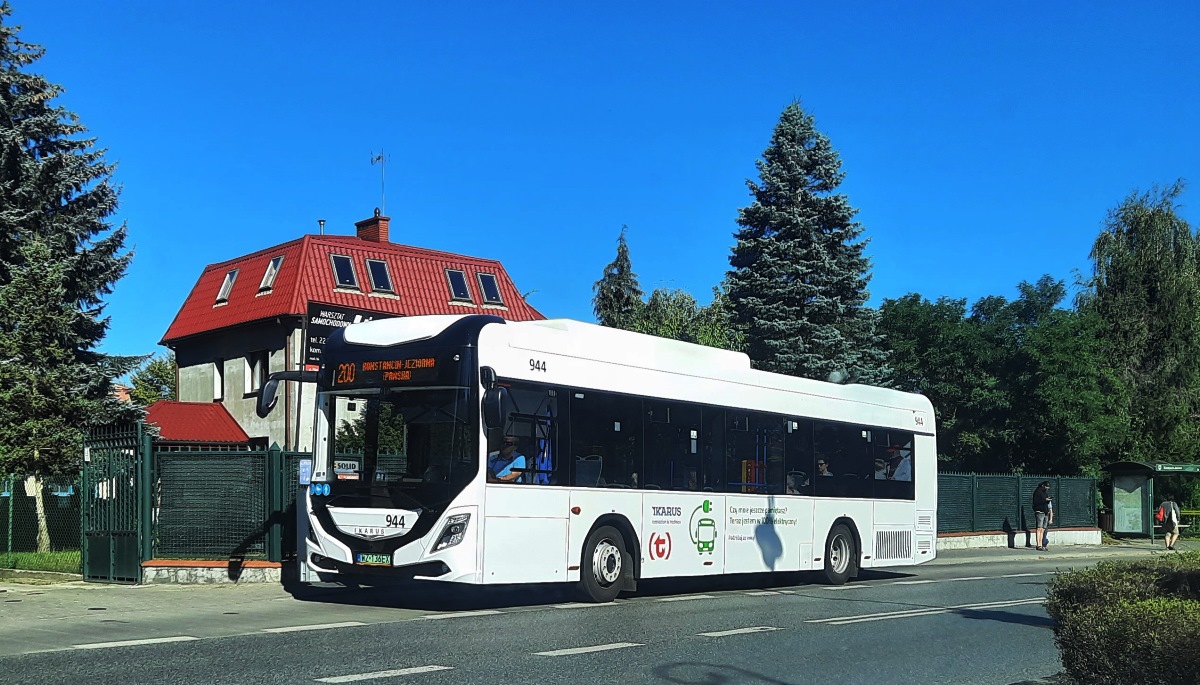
left=334, top=401, right=407, bottom=455
left=628, top=286, right=744, bottom=352
left=879, top=277, right=1126, bottom=474
left=726, top=101, right=889, bottom=385
left=0, top=5, right=140, bottom=475
left=1047, top=552, right=1200, bottom=685
left=129, top=353, right=177, bottom=407
left=0, top=550, right=81, bottom=574
left=592, top=226, right=644, bottom=330
left=1080, top=181, right=1200, bottom=463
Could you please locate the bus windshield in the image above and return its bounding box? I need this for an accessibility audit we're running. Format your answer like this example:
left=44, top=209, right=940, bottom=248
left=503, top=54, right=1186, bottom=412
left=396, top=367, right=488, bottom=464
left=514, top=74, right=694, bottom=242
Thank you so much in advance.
left=327, top=387, right=477, bottom=508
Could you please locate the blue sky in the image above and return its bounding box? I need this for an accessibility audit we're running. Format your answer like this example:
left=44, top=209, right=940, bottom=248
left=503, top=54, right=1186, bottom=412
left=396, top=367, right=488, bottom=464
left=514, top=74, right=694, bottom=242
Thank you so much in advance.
left=12, top=1, right=1200, bottom=359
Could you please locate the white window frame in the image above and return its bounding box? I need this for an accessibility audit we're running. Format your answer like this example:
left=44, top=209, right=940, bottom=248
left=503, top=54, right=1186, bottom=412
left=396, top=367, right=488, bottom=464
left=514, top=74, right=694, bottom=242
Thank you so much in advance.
left=213, top=359, right=224, bottom=401
left=245, top=350, right=269, bottom=395
left=259, top=256, right=285, bottom=292
left=365, top=258, right=394, bottom=294
left=445, top=269, right=473, bottom=302
left=215, top=269, right=238, bottom=304
left=476, top=272, right=504, bottom=305
left=330, top=254, right=359, bottom=290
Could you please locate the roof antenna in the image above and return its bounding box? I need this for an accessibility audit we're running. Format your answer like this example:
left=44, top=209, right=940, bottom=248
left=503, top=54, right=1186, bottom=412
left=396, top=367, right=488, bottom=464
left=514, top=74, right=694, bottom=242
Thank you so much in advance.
left=318, top=219, right=325, bottom=235
left=370, top=149, right=387, bottom=215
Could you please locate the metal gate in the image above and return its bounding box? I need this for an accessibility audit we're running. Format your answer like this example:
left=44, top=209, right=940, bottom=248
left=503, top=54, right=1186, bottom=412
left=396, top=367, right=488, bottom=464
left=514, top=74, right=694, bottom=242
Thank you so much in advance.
left=82, top=422, right=150, bottom=583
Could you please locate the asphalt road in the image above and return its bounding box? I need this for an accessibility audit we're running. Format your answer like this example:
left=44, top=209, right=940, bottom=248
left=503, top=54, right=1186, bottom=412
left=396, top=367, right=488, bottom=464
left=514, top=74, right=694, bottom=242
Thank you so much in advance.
left=0, top=555, right=1114, bottom=685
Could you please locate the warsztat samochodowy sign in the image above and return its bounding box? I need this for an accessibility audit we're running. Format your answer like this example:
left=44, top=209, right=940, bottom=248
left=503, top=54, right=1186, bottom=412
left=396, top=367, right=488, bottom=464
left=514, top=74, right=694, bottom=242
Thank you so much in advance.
left=305, top=303, right=399, bottom=368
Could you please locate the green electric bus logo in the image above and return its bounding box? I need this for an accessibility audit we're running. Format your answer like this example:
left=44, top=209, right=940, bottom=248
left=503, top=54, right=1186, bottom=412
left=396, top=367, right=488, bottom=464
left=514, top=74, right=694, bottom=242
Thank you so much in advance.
left=689, top=499, right=717, bottom=554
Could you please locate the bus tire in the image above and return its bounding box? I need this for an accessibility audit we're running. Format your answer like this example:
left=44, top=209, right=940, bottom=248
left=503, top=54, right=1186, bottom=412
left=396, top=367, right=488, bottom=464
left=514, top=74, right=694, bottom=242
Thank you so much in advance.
left=822, top=523, right=857, bottom=585
left=579, top=525, right=628, bottom=603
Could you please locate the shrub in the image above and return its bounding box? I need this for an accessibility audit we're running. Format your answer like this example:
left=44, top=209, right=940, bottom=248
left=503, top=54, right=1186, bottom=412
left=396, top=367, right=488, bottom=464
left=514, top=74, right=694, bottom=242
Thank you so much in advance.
left=1048, top=552, right=1200, bottom=685
left=1055, top=597, right=1200, bottom=685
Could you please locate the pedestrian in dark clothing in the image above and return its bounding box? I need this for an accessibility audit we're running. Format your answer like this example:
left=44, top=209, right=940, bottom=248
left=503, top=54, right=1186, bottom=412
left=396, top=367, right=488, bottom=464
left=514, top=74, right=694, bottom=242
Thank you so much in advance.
left=1032, top=482, right=1051, bottom=551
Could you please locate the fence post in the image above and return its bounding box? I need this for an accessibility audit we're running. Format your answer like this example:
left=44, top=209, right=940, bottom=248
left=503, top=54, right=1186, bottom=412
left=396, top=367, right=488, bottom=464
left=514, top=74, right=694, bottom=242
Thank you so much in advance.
left=970, top=474, right=978, bottom=532
left=139, top=422, right=154, bottom=567
left=267, top=443, right=283, bottom=562
left=5, top=475, right=12, bottom=555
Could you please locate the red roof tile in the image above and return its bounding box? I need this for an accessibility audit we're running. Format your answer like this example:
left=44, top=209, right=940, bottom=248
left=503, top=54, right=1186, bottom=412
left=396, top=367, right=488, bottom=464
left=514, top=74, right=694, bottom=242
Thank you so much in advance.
left=145, top=401, right=252, bottom=444
left=161, top=232, right=544, bottom=344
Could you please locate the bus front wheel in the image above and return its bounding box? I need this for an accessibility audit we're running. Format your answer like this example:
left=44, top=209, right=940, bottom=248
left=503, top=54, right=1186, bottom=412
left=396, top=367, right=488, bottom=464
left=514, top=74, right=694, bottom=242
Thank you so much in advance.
left=822, top=523, right=857, bottom=585
left=579, top=525, right=628, bottom=603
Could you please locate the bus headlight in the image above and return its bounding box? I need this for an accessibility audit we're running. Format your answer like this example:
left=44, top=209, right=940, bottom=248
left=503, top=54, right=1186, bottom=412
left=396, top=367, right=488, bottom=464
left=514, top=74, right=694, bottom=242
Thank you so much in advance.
left=433, top=514, right=471, bottom=551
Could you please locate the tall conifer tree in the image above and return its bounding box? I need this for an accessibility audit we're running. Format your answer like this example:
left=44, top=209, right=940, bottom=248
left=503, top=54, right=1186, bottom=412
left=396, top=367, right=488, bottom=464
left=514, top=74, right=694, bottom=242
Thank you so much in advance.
left=592, top=225, right=644, bottom=330
left=726, top=102, right=888, bottom=384
left=0, top=3, right=139, bottom=475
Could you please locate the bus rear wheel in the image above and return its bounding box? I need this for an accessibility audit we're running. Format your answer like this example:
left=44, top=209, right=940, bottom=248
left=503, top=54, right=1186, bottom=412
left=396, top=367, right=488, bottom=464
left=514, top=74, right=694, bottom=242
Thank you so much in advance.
left=822, top=523, right=857, bottom=585
left=579, top=525, right=627, bottom=603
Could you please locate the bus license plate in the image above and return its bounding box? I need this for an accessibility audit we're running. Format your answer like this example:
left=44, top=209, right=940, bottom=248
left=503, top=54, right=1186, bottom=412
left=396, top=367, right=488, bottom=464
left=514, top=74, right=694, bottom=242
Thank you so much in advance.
left=355, top=553, right=391, bottom=566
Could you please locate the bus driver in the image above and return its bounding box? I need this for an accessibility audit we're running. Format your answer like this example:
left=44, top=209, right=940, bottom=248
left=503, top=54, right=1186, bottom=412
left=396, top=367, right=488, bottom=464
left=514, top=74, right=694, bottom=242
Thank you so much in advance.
left=488, top=436, right=526, bottom=483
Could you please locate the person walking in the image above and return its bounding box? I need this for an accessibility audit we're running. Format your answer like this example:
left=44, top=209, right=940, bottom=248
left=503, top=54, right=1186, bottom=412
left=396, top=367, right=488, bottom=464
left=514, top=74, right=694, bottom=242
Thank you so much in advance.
left=1159, top=494, right=1182, bottom=551
left=1032, top=481, right=1052, bottom=551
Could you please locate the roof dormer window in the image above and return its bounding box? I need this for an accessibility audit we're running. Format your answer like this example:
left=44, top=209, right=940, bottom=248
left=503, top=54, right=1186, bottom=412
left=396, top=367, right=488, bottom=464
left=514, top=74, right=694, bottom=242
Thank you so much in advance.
left=259, top=256, right=284, bottom=293
left=366, top=259, right=394, bottom=294
left=446, top=269, right=473, bottom=302
left=215, top=269, right=238, bottom=305
left=330, top=254, right=359, bottom=290
left=477, top=273, right=503, bottom=305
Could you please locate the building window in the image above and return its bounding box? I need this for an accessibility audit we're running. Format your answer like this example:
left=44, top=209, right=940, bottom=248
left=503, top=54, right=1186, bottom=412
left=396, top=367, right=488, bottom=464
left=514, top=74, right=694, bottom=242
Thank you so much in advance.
left=366, top=259, right=394, bottom=293
left=245, top=350, right=268, bottom=395
left=215, top=269, right=238, bottom=304
left=259, top=256, right=284, bottom=292
left=330, top=254, right=359, bottom=290
left=213, top=359, right=224, bottom=401
left=477, top=273, right=503, bottom=305
left=446, top=269, right=473, bottom=302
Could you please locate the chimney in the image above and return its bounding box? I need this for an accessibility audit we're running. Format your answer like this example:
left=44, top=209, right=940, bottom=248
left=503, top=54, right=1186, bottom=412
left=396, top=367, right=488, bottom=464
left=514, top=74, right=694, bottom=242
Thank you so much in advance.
left=355, top=207, right=390, bottom=243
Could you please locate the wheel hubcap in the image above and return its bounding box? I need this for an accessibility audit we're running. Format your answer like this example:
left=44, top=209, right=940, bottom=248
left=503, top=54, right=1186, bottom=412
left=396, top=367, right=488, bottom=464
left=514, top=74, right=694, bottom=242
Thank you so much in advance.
left=830, top=535, right=850, bottom=574
left=592, top=539, right=622, bottom=586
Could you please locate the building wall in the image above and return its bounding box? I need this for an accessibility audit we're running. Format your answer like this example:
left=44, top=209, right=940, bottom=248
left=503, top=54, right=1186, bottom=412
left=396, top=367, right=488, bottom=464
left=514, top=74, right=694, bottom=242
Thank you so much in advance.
left=173, top=320, right=300, bottom=448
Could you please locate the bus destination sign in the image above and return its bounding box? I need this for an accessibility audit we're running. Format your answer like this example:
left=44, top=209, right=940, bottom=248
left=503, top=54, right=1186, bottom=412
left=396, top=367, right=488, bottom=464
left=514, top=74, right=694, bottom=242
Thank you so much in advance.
left=334, top=357, right=438, bottom=386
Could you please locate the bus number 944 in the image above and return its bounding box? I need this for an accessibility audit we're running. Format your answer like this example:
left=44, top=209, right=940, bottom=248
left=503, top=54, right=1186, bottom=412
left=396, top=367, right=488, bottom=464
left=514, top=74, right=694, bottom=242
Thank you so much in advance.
left=385, top=514, right=405, bottom=528
left=530, top=359, right=547, bottom=372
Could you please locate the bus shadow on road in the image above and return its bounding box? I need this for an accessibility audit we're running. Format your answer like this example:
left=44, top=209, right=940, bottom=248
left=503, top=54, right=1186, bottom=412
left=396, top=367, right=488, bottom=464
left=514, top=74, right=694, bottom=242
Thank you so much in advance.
left=281, top=568, right=918, bottom=611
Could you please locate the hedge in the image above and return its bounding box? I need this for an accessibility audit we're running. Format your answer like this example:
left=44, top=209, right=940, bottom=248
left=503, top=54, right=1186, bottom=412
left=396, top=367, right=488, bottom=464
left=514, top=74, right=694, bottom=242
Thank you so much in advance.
left=1046, top=551, right=1200, bottom=685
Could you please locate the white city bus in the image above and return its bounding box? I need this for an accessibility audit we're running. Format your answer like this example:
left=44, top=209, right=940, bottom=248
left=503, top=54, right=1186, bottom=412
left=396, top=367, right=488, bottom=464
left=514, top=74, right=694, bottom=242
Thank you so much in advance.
left=266, top=314, right=937, bottom=602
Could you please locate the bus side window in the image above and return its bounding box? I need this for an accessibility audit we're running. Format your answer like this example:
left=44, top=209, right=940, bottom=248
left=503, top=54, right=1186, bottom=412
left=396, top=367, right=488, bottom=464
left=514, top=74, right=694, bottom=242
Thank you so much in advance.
left=569, top=390, right=642, bottom=488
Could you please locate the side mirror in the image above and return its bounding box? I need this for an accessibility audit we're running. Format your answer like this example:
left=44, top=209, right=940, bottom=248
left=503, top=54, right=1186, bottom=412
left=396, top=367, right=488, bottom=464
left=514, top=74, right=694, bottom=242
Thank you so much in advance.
left=482, top=386, right=512, bottom=430
left=255, top=370, right=318, bottom=418
left=257, top=378, right=281, bottom=418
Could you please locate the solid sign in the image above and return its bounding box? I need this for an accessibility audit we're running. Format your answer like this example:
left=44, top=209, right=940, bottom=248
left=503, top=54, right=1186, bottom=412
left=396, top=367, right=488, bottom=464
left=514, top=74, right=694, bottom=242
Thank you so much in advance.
left=305, top=303, right=399, bottom=367
left=297, top=458, right=312, bottom=486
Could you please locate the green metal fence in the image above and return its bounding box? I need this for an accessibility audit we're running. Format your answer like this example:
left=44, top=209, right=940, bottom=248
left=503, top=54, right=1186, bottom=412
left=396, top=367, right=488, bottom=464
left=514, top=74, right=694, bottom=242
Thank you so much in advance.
left=938, top=472, right=1097, bottom=533
left=0, top=474, right=83, bottom=574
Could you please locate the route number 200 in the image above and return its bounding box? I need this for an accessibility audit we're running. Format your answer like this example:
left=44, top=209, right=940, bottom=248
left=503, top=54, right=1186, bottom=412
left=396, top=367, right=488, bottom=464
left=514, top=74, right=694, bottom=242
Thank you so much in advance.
left=530, top=359, right=547, bottom=372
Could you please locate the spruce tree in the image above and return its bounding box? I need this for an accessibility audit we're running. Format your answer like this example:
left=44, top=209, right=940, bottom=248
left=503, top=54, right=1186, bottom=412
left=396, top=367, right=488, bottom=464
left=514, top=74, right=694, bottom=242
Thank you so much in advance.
left=592, top=225, right=644, bottom=330
left=129, top=353, right=178, bottom=407
left=0, top=4, right=140, bottom=475
left=726, top=102, right=889, bottom=384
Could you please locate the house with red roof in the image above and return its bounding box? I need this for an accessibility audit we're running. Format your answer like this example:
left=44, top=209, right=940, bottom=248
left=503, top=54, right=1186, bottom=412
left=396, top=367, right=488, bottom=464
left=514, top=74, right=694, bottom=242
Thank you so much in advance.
left=156, top=210, right=544, bottom=450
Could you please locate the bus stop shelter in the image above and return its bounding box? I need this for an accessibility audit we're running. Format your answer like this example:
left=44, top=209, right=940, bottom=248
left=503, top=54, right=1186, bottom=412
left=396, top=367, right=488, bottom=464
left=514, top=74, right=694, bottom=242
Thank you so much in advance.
left=1104, top=461, right=1200, bottom=541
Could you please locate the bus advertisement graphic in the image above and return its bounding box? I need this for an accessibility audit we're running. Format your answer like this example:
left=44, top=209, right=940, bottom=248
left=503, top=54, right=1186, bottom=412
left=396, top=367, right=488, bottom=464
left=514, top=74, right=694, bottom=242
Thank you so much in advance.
left=689, top=500, right=717, bottom=554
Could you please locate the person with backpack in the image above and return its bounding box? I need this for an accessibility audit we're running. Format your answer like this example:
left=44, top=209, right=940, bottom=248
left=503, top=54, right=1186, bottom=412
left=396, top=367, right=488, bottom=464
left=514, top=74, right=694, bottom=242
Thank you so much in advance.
left=1032, top=481, right=1052, bottom=552
left=1158, top=494, right=1182, bottom=551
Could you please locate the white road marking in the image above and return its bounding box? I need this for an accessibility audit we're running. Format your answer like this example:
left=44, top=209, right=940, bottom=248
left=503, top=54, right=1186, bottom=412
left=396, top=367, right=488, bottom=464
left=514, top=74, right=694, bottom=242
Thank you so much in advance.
left=535, top=642, right=643, bottom=657
left=553, top=602, right=619, bottom=609
left=262, top=621, right=365, bottom=633
left=74, top=636, right=199, bottom=650
left=806, top=597, right=1045, bottom=625
left=657, top=594, right=716, bottom=602
left=699, top=626, right=781, bottom=637
left=745, top=591, right=782, bottom=596
left=419, top=609, right=502, bottom=620
left=821, top=585, right=868, bottom=591
left=316, top=665, right=453, bottom=682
